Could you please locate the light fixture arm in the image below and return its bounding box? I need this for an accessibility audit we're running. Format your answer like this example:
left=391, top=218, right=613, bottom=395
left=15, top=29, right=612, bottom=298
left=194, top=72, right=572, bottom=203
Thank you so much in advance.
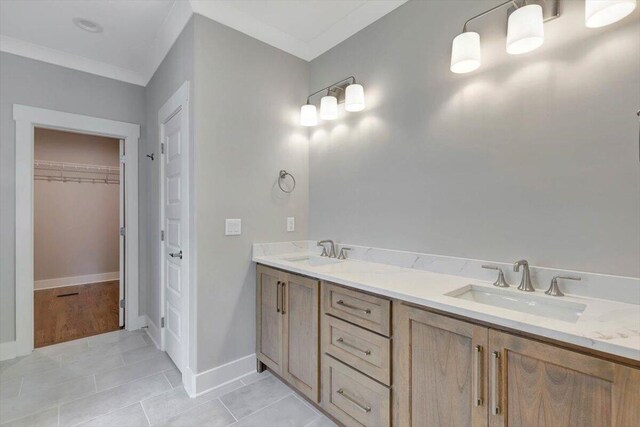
left=306, top=76, right=356, bottom=104
left=462, top=0, right=519, bottom=32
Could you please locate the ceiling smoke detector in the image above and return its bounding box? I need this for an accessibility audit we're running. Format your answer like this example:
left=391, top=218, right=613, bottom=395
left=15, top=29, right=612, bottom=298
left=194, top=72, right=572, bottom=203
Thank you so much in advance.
left=73, top=18, right=103, bottom=33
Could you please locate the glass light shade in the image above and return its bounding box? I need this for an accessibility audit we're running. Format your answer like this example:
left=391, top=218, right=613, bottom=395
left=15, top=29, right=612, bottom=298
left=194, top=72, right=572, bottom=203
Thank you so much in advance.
left=506, top=4, right=544, bottom=55
left=585, top=0, right=636, bottom=28
left=300, top=104, right=317, bottom=126
left=320, top=95, right=338, bottom=120
left=450, top=32, right=481, bottom=74
left=345, top=84, right=365, bottom=112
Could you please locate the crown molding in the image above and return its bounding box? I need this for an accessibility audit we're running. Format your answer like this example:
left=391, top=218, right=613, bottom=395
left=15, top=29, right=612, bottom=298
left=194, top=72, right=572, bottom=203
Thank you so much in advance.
left=0, top=35, right=146, bottom=86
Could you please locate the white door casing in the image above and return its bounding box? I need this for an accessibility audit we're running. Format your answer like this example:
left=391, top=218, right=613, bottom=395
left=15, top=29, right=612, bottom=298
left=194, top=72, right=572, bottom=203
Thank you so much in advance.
left=119, top=139, right=125, bottom=327
left=158, top=82, right=192, bottom=394
left=12, top=105, right=140, bottom=357
left=162, top=109, right=186, bottom=369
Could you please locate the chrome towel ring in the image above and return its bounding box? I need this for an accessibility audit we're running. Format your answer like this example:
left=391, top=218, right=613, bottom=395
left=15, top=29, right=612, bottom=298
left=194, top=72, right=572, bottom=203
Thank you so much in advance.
left=278, top=170, right=296, bottom=193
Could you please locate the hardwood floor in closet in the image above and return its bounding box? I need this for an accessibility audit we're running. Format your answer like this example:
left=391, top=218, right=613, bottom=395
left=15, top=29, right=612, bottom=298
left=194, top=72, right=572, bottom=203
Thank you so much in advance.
left=34, top=280, right=120, bottom=348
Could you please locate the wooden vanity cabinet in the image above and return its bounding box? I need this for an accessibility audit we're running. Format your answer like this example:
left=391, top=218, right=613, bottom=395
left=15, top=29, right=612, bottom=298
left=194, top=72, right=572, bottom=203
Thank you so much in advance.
left=256, top=265, right=320, bottom=402
left=488, top=329, right=640, bottom=427
left=394, top=304, right=489, bottom=427
left=394, top=303, right=640, bottom=427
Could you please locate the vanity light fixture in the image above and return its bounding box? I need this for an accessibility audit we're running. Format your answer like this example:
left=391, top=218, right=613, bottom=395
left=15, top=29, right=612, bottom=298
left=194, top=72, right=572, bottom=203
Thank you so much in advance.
left=320, top=93, right=338, bottom=120
left=300, top=103, right=318, bottom=127
left=506, top=4, right=545, bottom=55
left=300, top=76, right=365, bottom=126
left=585, top=0, right=637, bottom=28
left=450, top=0, right=560, bottom=73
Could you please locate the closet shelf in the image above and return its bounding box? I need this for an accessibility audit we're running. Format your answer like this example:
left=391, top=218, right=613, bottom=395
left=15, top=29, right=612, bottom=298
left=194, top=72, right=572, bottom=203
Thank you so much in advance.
left=34, top=160, right=120, bottom=184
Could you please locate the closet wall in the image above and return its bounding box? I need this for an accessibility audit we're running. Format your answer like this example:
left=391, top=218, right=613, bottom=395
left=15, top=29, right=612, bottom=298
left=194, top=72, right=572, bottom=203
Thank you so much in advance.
left=34, top=128, right=120, bottom=288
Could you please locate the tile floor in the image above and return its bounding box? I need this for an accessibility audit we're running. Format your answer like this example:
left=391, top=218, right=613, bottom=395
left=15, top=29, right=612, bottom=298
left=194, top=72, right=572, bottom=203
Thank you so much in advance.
left=0, top=330, right=337, bottom=427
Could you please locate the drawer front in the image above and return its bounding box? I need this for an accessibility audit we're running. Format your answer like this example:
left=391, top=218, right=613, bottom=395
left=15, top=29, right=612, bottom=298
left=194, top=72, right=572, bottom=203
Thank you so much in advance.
left=323, top=355, right=390, bottom=427
left=323, top=314, right=391, bottom=386
left=323, top=282, right=391, bottom=336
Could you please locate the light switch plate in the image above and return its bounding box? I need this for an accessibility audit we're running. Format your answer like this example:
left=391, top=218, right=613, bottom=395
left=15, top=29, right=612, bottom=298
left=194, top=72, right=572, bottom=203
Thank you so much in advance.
left=286, top=217, right=295, bottom=232
left=225, top=219, right=241, bottom=236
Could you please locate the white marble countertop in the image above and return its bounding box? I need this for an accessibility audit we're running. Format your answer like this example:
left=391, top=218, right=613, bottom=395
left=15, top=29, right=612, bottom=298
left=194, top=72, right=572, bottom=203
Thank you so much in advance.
left=253, top=251, right=640, bottom=362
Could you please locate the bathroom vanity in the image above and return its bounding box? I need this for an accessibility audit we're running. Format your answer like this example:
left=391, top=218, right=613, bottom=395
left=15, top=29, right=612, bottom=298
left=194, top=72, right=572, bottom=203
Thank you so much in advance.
left=254, top=244, right=640, bottom=427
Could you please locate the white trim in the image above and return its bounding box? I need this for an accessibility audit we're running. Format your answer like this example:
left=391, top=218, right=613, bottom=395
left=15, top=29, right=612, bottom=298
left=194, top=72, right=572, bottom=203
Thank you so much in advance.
left=0, top=35, right=146, bottom=86
left=34, top=272, right=119, bottom=290
left=140, top=0, right=194, bottom=85
left=190, top=0, right=409, bottom=61
left=0, top=341, right=17, bottom=362
left=189, top=354, right=256, bottom=398
left=144, top=316, right=162, bottom=349
left=158, top=81, right=195, bottom=381
left=13, top=104, right=140, bottom=358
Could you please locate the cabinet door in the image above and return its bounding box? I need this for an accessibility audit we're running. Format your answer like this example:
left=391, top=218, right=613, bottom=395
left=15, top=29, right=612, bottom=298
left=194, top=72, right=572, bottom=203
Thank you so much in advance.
left=394, top=304, right=489, bottom=427
left=488, top=330, right=640, bottom=427
left=282, top=272, right=320, bottom=402
left=256, top=265, right=284, bottom=375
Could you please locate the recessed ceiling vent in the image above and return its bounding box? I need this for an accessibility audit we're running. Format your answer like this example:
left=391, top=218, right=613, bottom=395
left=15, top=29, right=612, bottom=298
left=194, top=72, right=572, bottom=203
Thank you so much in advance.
left=73, top=17, right=103, bottom=33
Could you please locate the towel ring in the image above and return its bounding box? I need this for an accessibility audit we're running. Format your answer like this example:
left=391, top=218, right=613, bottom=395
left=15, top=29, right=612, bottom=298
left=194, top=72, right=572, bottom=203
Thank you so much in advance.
left=278, top=170, right=296, bottom=193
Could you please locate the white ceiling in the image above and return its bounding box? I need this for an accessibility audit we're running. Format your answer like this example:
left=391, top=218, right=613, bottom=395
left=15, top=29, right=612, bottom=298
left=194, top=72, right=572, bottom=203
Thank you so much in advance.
left=0, top=0, right=407, bottom=86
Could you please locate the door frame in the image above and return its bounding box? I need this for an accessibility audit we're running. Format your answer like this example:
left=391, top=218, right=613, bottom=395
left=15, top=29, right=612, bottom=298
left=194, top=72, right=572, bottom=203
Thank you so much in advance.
left=13, top=104, right=141, bottom=357
left=158, top=81, right=195, bottom=394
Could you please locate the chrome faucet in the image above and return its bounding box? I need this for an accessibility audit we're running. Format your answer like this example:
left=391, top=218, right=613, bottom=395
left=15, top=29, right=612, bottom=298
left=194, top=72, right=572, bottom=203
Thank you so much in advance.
left=317, top=240, right=337, bottom=258
left=513, top=260, right=535, bottom=292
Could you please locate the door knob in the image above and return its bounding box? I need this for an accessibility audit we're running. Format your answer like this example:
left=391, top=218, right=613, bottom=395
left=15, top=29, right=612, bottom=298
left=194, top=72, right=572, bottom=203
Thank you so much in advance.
left=169, top=250, right=183, bottom=259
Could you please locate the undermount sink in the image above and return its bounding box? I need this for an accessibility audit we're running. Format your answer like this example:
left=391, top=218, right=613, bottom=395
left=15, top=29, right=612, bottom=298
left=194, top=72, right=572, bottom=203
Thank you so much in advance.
left=283, top=255, right=343, bottom=267
left=446, top=285, right=587, bottom=323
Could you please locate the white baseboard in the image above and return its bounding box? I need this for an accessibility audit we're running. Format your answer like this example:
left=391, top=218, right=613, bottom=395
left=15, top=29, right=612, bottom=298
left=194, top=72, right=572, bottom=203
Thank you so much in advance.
left=0, top=341, right=17, bottom=361
left=145, top=315, right=162, bottom=349
left=34, top=272, right=119, bottom=290
left=192, top=353, right=256, bottom=397
left=126, top=315, right=147, bottom=331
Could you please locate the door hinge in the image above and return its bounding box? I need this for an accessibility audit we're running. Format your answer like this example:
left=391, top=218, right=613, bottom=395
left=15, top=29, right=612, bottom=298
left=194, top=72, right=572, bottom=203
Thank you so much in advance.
left=119, top=299, right=125, bottom=308
left=120, top=155, right=126, bottom=164
left=120, top=226, right=126, bottom=236
left=161, top=230, right=165, bottom=241
left=160, top=143, right=165, bottom=154
left=161, top=317, right=165, bottom=328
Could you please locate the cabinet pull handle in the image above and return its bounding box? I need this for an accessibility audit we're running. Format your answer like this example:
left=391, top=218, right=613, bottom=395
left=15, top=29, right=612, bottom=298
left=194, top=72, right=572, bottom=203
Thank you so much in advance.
left=276, top=281, right=281, bottom=313
left=491, top=351, right=501, bottom=415
left=337, top=388, right=371, bottom=413
left=281, top=282, right=286, bottom=315
left=336, top=337, right=371, bottom=356
left=336, top=299, right=371, bottom=314
left=474, top=345, right=483, bottom=406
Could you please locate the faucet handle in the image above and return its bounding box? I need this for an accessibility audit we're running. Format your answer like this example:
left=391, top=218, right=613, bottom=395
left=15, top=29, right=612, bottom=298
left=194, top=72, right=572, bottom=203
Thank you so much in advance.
left=545, top=275, right=581, bottom=297
left=337, top=247, right=352, bottom=260
left=317, top=241, right=329, bottom=257
left=482, top=265, right=510, bottom=288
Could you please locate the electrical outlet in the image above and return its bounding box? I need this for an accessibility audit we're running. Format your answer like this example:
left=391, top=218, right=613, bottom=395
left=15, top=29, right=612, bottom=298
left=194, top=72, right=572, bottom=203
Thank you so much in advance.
left=225, top=219, right=241, bottom=236
left=286, top=217, right=295, bottom=232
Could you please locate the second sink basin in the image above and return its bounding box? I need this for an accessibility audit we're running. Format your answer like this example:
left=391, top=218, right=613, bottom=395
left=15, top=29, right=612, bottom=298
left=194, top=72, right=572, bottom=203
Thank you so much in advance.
left=283, top=255, right=343, bottom=267
left=446, top=285, right=587, bottom=323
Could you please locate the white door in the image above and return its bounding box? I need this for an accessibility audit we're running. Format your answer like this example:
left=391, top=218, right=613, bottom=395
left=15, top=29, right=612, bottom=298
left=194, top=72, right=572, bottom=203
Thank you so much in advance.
left=119, top=140, right=125, bottom=327
left=162, top=109, right=186, bottom=369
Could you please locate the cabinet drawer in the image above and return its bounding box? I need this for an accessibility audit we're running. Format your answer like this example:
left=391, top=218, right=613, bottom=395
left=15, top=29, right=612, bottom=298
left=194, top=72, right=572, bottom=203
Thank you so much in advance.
left=323, top=355, right=390, bottom=427
left=323, top=282, right=391, bottom=336
left=323, top=314, right=391, bottom=386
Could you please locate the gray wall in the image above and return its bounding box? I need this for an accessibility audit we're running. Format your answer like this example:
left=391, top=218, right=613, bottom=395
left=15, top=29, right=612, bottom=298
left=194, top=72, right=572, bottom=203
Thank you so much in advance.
left=143, top=18, right=195, bottom=330
left=193, top=14, right=309, bottom=372
left=0, top=53, right=145, bottom=343
left=308, top=0, right=640, bottom=278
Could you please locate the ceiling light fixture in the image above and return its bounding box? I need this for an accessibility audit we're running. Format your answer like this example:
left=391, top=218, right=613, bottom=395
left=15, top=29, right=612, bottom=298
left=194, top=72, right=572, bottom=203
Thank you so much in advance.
left=73, top=17, right=103, bottom=34
left=585, top=0, right=637, bottom=28
left=450, top=0, right=559, bottom=74
left=300, top=76, right=365, bottom=126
